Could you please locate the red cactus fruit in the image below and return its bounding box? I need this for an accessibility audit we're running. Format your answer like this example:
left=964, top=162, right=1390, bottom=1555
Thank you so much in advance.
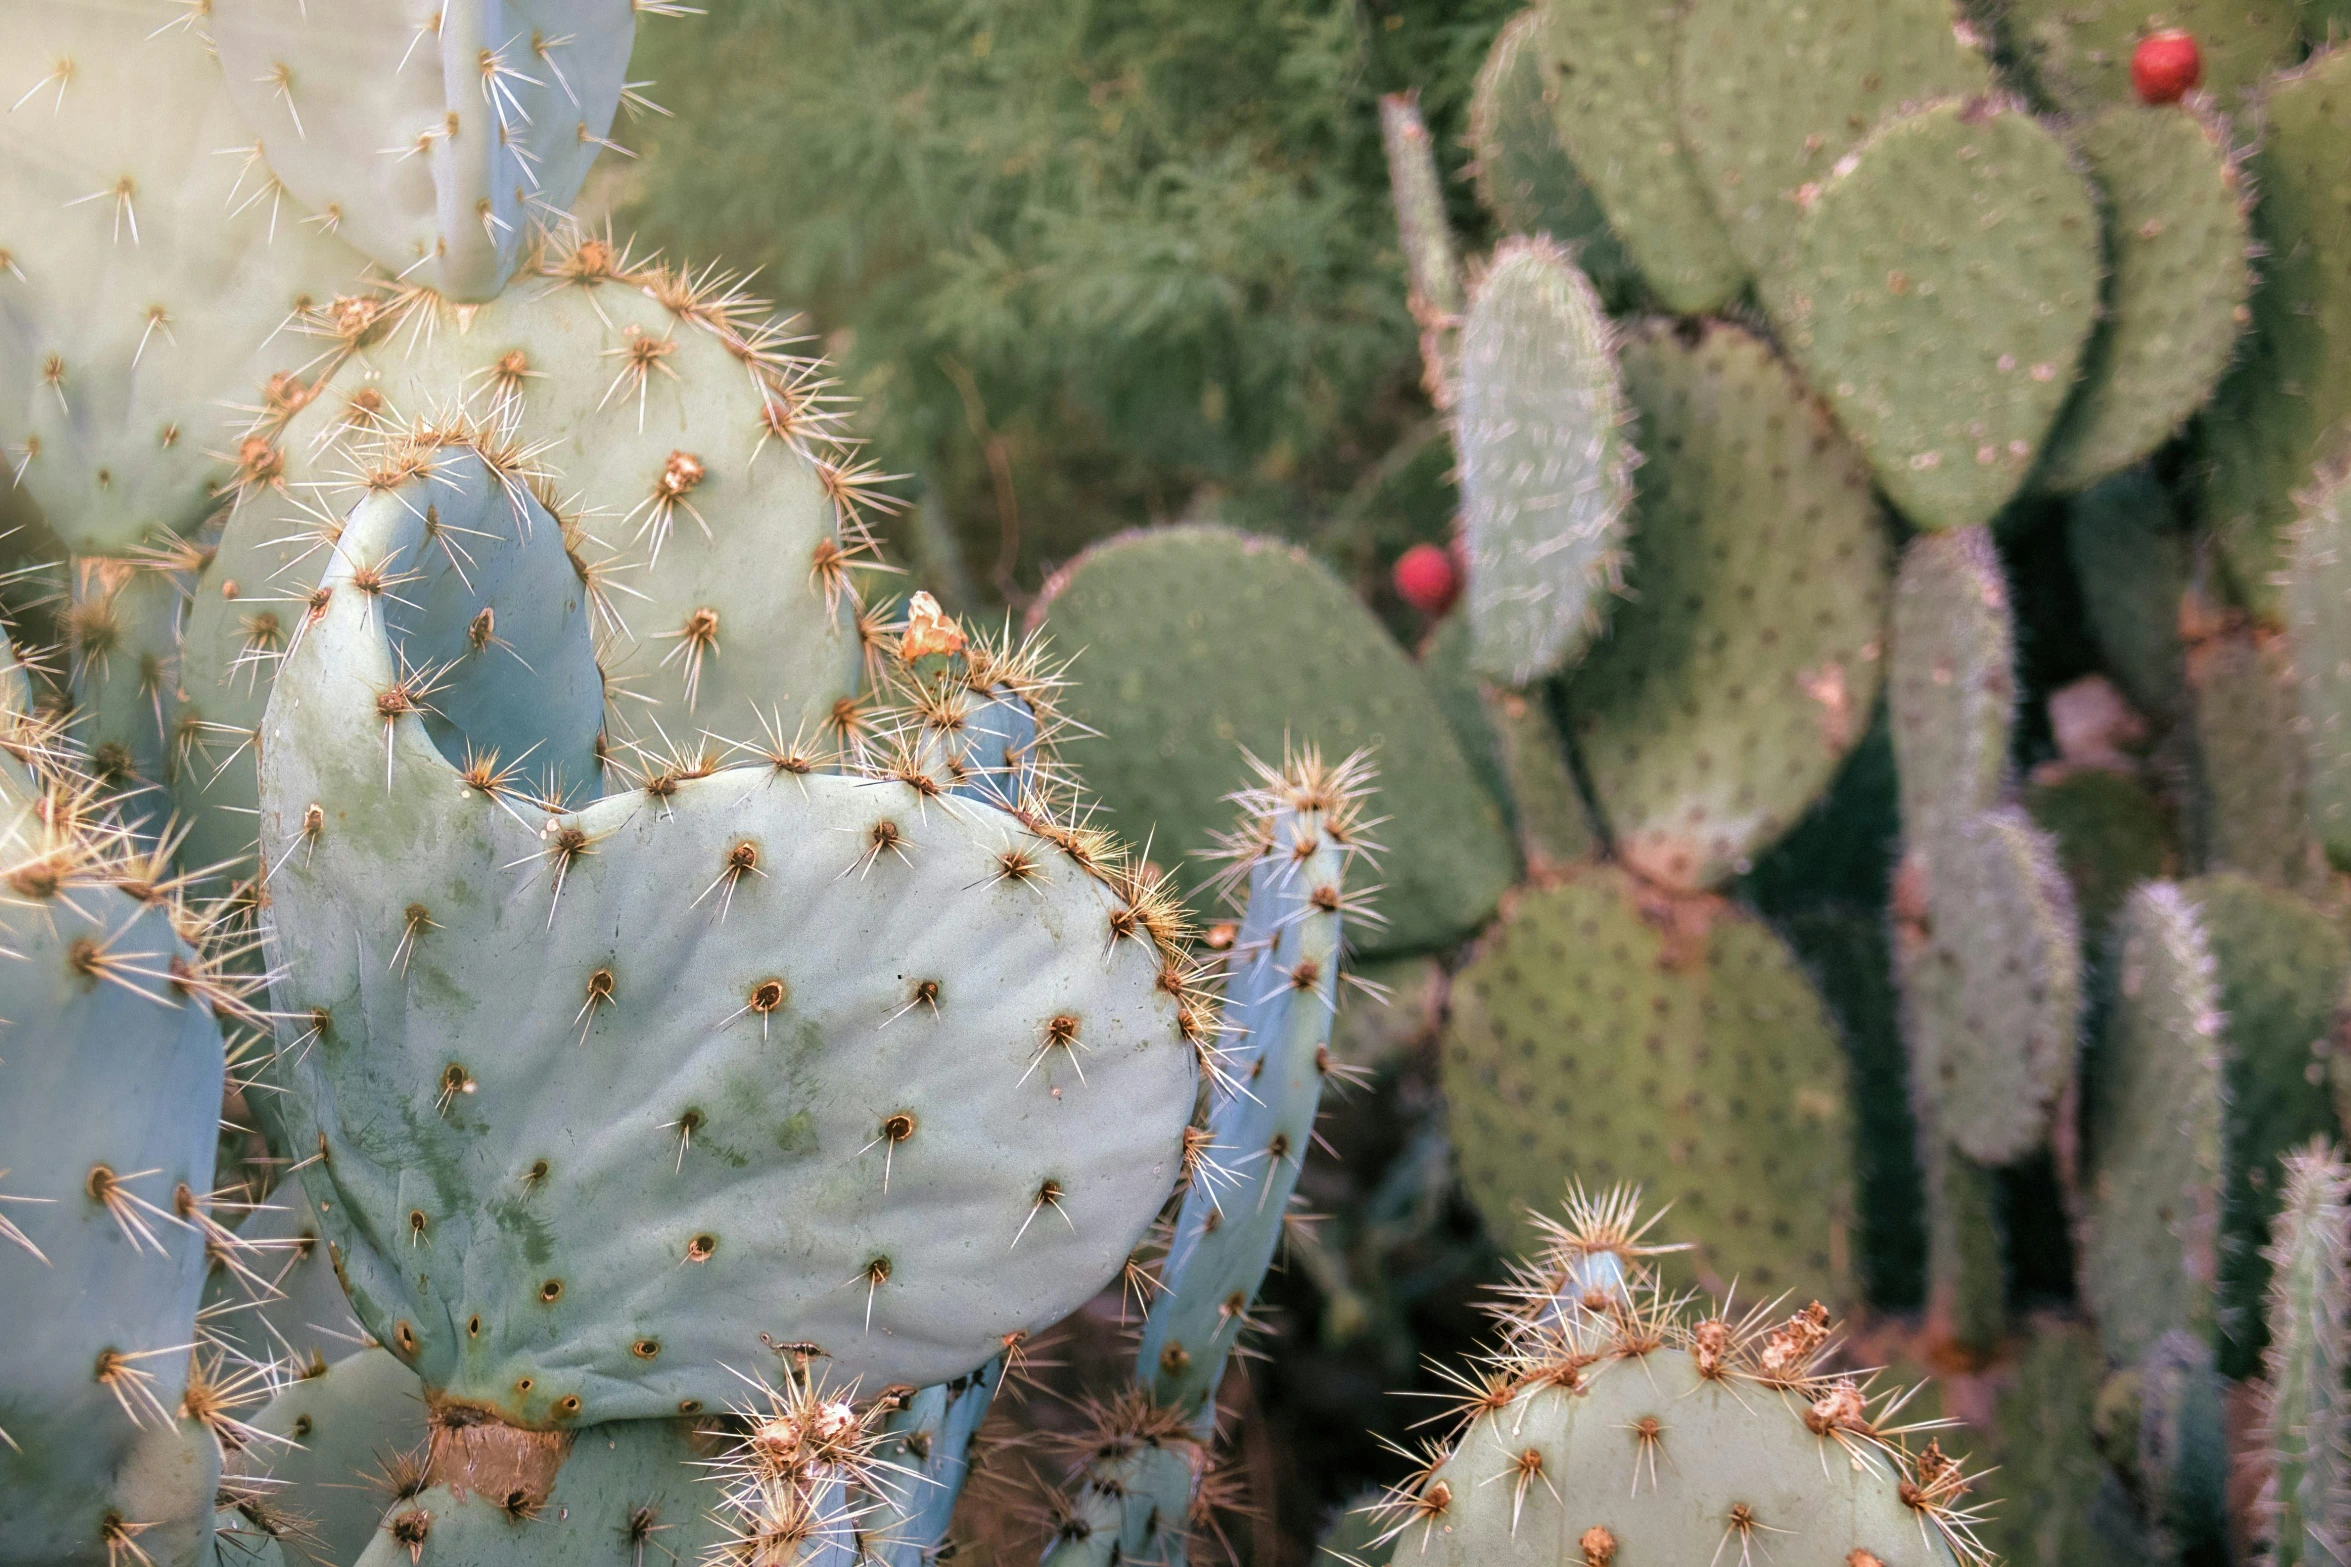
left=1393, top=541, right=1460, bottom=617
left=2131, top=30, right=2202, bottom=105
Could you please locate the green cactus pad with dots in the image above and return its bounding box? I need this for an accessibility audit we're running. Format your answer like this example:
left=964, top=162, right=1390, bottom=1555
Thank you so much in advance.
left=257, top=444, right=1199, bottom=1423
left=1772, top=97, right=2101, bottom=532
left=1455, top=237, right=1635, bottom=687
left=209, top=0, right=638, bottom=304
left=2202, top=45, right=2351, bottom=621
left=1533, top=0, right=1747, bottom=314
left=2067, top=468, right=2190, bottom=721
left=0, top=0, right=368, bottom=555
left=1675, top=0, right=1995, bottom=274
left=2188, top=626, right=2329, bottom=897
left=1032, top=525, right=1514, bottom=956
left=64, top=556, right=186, bottom=847
left=1562, top=319, right=1890, bottom=893
left=2083, top=881, right=2229, bottom=1365
left=1387, top=1331, right=1966, bottom=1567
left=2041, top=103, right=2253, bottom=492
left=1466, top=11, right=1635, bottom=301
left=1890, top=526, right=2015, bottom=853
left=2254, top=1144, right=2351, bottom=1567
left=2003, top=0, right=2304, bottom=115
left=2025, top=767, right=2177, bottom=936
left=2191, top=872, right=2349, bottom=1380
left=1976, top=1322, right=2150, bottom=1567
left=178, top=241, right=866, bottom=887
left=2288, top=462, right=2351, bottom=869
left=1442, top=868, right=1857, bottom=1306
left=234, top=1348, right=428, bottom=1567
left=350, top=1417, right=728, bottom=1567
left=1899, top=805, right=2082, bottom=1166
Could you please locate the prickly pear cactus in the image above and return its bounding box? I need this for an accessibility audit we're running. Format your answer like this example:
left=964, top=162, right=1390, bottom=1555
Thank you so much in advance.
left=1533, top=0, right=1746, bottom=314
left=1373, top=1278, right=1974, bottom=1567
left=2003, top=0, right=2303, bottom=115
left=1890, top=527, right=2014, bottom=851
left=1675, top=0, right=1994, bottom=273
left=235, top=1347, right=428, bottom=1567
left=1772, top=97, right=2101, bottom=532
left=1454, top=237, right=1634, bottom=687
left=208, top=0, right=643, bottom=303
left=1442, top=868, right=1856, bottom=1305
left=2135, top=1331, right=2230, bottom=1564
left=2040, top=102, right=2253, bottom=491
left=2187, top=622, right=2328, bottom=896
left=0, top=0, right=366, bottom=552
left=2288, top=458, right=2351, bottom=868
left=2083, top=881, right=2227, bottom=1365
left=1562, top=319, right=1889, bottom=892
left=1464, top=12, right=1634, bottom=299
left=1032, top=525, right=1513, bottom=956
left=2068, top=469, right=2190, bottom=721
left=256, top=435, right=1201, bottom=1423
left=2254, top=1141, right=2351, bottom=1567
left=2202, top=44, right=2351, bottom=618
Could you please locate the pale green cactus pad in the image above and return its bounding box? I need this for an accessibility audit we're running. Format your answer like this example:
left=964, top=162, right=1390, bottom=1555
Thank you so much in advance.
left=2255, top=1142, right=2351, bottom=1567
left=2288, top=460, right=2351, bottom=868
left=2187, top=625, right=2328, bottom=896
left=2202, top=45, right=2351, bottom=620
left=1534, top=0, right=1746, bottom=313
left=2042, top=102, right=2253, bottom=492
left=2084, top=881, right=2227, bottom=1365
left=1900, top=805, right=2082, bottom=1166
left=256, top=440, right=1199, bottom=1423
left=234, top=1348, right=427, bottom=1567
left=0, top=0, right=368, bottom=554
left=1466, top=12, right=1635, bottom=299
left=1563, top=320, right=1890, bottom=892
left=1455, top=237, right=1634, bottom=686
left=1773, top=97, right=2101, bottom=532
left=2003, top=0, right=2303, bottom=114
left=1376, top=1298, right=1970, bottom=1567
left=64, top=555, right=186, bottom=845
left=178, top=236, right=867, bottom=886
left=1676, top=0, right=1994, bottom=273
left=1033, top=525, right=1513, bottom=956
left=209, top=0, right=640, bottom=303
left=1889, top=526, right=2014, bottom=852
left=1442, top=868, right=1856, bottom=1306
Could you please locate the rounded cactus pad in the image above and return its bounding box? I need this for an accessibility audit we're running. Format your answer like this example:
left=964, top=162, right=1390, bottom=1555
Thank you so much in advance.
left=0, top=0, right=368, bottom=553
left=2040, top=103, right=2253, bottom=492
left=1032, top=525, right=1513, bottom=956
left=2288, top=459, right=2351, bottom=868
left=1774, top=97, right=2101, bottom=532
left=256, top=443, right=1201, bottom=1422
left=1374, top=1252, right=1974, bottom=1567
left=1676, top=0, right=1995, bottom=273
left=209, top=0, right=641, bottom=303
left=1442, top=868, right=1856, bottom=1306
left=1563, top=320, right=1890, bottom=892
left=178, top=234, right=869, bottom=887
left=2003, top=0, right=2302, bottom=115
left=1455, top=237, right=1636, bottom=687
left=1465, top=12, right=1634, bottom=298
left=1534, top=0, right=1747, bottom=313
left=233, top=1347, right=427, bottom=1567
left=2202, top=45, right=2351, bottom=620
left=1898, top=805, right=2082, bottom=1166
left=1890, top=527, right=2014, bottom=852
left=2083, top=881, right=2228, bottom=1365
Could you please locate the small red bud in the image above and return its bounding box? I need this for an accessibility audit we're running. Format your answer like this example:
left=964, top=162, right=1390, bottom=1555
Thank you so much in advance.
left=2131, top=30, right=2201, bottom=105
left=1392, top=541, right=1460, bottom=617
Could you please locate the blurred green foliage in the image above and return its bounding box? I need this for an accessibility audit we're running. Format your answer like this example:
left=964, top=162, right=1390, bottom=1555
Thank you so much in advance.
left=619, top=0, right=1515, bottom=602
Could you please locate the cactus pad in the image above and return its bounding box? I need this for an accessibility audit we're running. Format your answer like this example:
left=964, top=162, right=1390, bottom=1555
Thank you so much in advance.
left=2201, top=45, right=2351, bottom=620
left=257, top=443, right=1199, bottom=1422
left=2004, top=0, right=2303, bottom=114
left=2083, top=881, right=2227, bottom=1365
left=2025, top=768, right=2177, bottom=936
left=1774, top=97, right=2101, bottom=532
left=1465, top=12, right=1634, bottom=300
left=2187, top=625, right=2327, bottom=896
left=1455, top=238, right=1635, bottom=686
left=1442, top=868, right=1856, bottom=1305
left=1890, top=527, right=2015, bottom=854
left=1032, top=525, right=1513, bottom=956
left=1976, top=1321, right=2149, bottom=1567
left=2041, top=103, right=2253, bottom=492
left=2288, top=460, right=2351, bottom=868
left=237, top=1348, right=427, bottom=1567
left=0, top=0, right=365, bottom=553
left=1534, top=0, right=1747, bottom=313
left=1675, top=0, right=1995, bottom=272
left=209, top=0, right=638, bottom=303
left=2254, top=1142, right=2351, bottom=1567
left=2066, top=468, right=2190, bottom=721
left=1563, top=319, right=1890, bottom=892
